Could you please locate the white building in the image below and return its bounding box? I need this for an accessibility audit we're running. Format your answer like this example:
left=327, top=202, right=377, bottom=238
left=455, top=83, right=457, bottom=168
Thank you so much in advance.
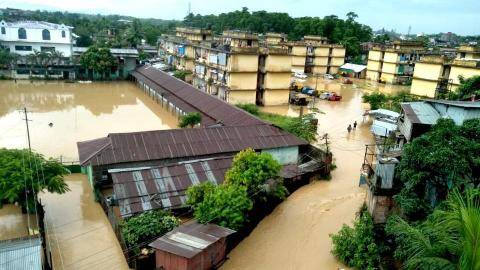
left=0, top=20, right=74, bottom=57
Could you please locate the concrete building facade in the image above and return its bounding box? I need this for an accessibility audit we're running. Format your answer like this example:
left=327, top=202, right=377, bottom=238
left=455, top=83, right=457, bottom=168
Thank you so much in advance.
left=366, top=41, right=426, bottom=84
left=289, top=36, right=345, bottom=75
left=411, top=45, right=480, bottom=98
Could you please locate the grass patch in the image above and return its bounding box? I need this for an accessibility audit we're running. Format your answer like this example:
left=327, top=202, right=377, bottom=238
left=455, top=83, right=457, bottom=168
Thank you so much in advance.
left=237, top=103, right=317, bottom=143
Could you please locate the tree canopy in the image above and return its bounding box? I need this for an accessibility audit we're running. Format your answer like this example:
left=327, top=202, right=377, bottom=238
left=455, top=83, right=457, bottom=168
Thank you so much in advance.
left=178, top=112, right=202, bottom=128
left=448, top=75, right=480, bottom=101
left=394, top=118, right=480, bottom=220
left=79, top=46, right=117, bottom=79
left=184, top=8, right=372, bottom=59
left=386, top=189, right=480, bottom=270
left=121, top=210, right=179, bottom=253
left=0, top=148, right=69, bottom=212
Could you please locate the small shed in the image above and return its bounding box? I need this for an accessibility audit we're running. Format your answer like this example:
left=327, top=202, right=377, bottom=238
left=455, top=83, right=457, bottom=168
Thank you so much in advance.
left=149, top=221, right=235, bottom=270
left=339, top=63, right=367, bottom=78
left=398, top=102, right=440, bottom=141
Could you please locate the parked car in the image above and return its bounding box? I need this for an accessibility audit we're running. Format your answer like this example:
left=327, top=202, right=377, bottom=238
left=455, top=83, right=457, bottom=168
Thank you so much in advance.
left=319, top=92, right=342, bottom=101
left=324, top=74, right=335, bottom=80
left=294, top=71, right=308, bottom=79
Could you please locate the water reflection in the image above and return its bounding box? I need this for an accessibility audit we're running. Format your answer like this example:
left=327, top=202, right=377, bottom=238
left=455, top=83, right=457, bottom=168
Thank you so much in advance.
left=0, top=204, right=38, bottom=241
left=0, top=81, right=179, bottom=160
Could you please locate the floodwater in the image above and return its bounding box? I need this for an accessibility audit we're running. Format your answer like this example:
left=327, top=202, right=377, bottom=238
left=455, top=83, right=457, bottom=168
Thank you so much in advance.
left=40, top=173, right=129, bottom=270
left=0, top=204, right=38, bottom=240
left=0, top=80, right=178, bottom=160
left=222, top=78, right=407, bottom=270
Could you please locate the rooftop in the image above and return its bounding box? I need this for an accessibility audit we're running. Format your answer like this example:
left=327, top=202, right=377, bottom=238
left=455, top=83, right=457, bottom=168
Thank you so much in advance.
left=339, top=63, right=367, bottom=73
left=401, top=102, right=440, bottom=125
left=0, top=236, right=42, bottom=270
left=77, top=124, right=307, bottom=166
left=73, top=47, right=139, bottom=56
left=132, top=66, right=266, bottom=127
left=424, top=99, right=480, bottom=108
left=149, top=220, right=235, bottom=259
left=0, top=20, right=73, bottom=30
left=111, top=156, right=233, bottom=216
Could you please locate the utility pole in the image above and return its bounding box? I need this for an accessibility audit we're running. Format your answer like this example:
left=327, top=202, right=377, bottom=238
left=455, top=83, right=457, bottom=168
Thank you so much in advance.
left=22, top=107, right=32, bottom=152
left=322, top=133, right=330, bottom=153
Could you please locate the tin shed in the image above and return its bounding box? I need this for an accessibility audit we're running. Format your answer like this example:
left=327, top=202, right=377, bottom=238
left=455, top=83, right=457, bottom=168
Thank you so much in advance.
left=149, top=221, right=235, bottom=270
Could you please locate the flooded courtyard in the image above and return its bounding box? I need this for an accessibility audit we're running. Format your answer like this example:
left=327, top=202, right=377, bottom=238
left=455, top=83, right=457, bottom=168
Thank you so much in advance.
left=0, top=80, right=178, bottom=160
left=0, top=80, right=180, bottom=270
left=222, top=78, right=409, bottom=270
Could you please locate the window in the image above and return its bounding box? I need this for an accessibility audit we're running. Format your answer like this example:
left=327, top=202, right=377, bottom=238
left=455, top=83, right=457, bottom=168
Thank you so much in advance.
left=61, top=30, right=66, bottom=38
left=18, top=28, right=27, bottom=39
left=42, top=29, right=50, bottom=40
left=15, top=45, right=32, bottom=51
left=1, top=27, right=5, bottom=35
left=41, top=47, right=55, bottom=52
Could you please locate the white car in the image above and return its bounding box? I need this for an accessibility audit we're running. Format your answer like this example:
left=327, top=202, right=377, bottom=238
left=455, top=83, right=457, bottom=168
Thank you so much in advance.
left=324, top=74, right=335, bottom=80
left=294, top=71, right=308, bottom=79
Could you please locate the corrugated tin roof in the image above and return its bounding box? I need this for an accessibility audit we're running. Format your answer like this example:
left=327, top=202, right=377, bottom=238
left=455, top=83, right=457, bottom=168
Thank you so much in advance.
left=0, top=236, right=42, bottom=270
left=73, top=47, right=139, bottom=56
left=78, top=124, right=307, bottom=166
left=132, top=66, right=266, bottom=127
left=3, top=20, right=73, bottom=29
left=371, top=120, right=397, bottom=137
left=339, top=63, right=367, bottom=73
left=111, top=156, right=233, bottom=216
left=401, top=102, right=440, bottom=125
left=149, top=220, right=235, bottom=259
left=424, top=99, right=480, bottom=108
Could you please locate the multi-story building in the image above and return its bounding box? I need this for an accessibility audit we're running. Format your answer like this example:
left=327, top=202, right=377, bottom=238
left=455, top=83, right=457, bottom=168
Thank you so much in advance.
left=0, top=20, right=74, bottom=56
left=290, top=36, right=346, bottom=75
left=410, top=45, right=480, bottom=97
left=257, top=45, right=292, bottom=105
left=366, top=40, right=426, bottom=84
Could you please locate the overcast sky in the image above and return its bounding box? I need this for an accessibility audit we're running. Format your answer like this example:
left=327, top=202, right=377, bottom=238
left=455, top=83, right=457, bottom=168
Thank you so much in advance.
left=2, top=0, right=479, bottom=35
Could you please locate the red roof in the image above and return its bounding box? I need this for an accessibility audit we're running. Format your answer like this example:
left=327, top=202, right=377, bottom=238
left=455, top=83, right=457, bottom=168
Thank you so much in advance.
left=132, top=66, right=265, bottom=127
left=78, top=124, right=307, bottom=166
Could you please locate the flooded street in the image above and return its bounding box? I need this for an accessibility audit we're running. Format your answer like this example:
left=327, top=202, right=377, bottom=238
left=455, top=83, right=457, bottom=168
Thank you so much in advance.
left=222, top=78, right=408, bottom=269
left=0, top=80, right=178, bottom=160
left=40, top=174, right=129, bottom=270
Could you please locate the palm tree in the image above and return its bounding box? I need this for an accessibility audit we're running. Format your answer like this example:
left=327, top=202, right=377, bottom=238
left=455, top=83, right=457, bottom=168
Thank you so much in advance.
left=388, top=189, right=480, bottom=270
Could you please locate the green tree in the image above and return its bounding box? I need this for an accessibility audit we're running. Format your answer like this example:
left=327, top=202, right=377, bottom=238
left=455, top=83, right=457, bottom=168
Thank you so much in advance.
left=449, top=75, right=480, bottom=100
left=362, top=92, right=389, bottom=110
left=0, top=48, right=19, bottom=70
left=386, top=189, right=480, bottom=270
left=126, top=19, right=143, bottom=48
left=79, top=46, right=117, bottom=79
left=186, top=181, right=216, bottom=209
left=225, top=148, right=286, bottom=200
left=121, top=210, right=179, bottom=253
left=331, top=208, right=380, bottom=270
left=194, top=184, right=253, bottom=230
left=178, top=112, right=202, bottom=128
left=173, top=70, right=191, bottom=81
left=394, top=119, right=480, bottom=219
left=0, top=149, right=69, bottom=212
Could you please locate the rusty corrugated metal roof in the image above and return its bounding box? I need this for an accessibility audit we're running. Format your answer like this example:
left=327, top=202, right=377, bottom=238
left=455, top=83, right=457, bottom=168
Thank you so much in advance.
left=132, top=66, right=266, bottom=127
left=78, top=124, right=307, bottom=166
left=149, top=220, right=235, bottom=259
left=111, top=156, right=233, bottom=217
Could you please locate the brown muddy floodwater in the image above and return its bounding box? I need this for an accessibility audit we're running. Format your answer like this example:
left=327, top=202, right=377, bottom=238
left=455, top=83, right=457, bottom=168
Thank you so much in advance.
left=0, top=80, right=178, bottom=161
left=222, top=78, right=410, bottom=270
left=0, top=80, right=180, bottom=270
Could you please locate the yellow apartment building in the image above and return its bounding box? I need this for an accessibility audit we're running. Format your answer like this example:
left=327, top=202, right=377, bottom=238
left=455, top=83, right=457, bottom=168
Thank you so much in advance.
left=265, top=32, right=287, bottom=45
left=175, top=27, right=213, bottom=42
left=257, top=46, right=292, bottom=105
left=289, top=36, right=345, bottom=75
left=366, top=40, right=425, bottom=84
left=411, top=45, right=480, bottom=97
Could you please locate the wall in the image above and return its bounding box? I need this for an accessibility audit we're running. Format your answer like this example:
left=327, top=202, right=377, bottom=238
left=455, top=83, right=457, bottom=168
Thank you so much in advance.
left=265, top=54, right=291, bottom=72
left=410, top=79, right=437, bottom=97
left=313, top=56, right=328, bottom=66
left=430, top=103, right=480, bottom=125
left=312, top=66, right=328, bottom=74
left=367, top=60, right=381, bottom=71
left=228, top=90, right=256, bottom=104
left=413, top=62, right=442, bottom=81
left=264, top=73, right=291, bottom=89
left=291, top=56, right=306, bottom=69
left=262, top=146, right=299, bottom=165
left=368, top=50, right=382, bottom=61
left=449, top=66, right=480, bottom=85
left=3, top=42, right=73, bottom=56
left=263, top=89, right=290, bottom=106
left=314, top=47, right=329, bottom=57
left=228, top=54, right=258, bottom=72
left=381, top=62, right=397, bottom=75
left=330, top=57, right=345, bottom=67
left=366, top=70, right=380, bottom=81
left=380, top=73, right=395, bottom=84
left=331, top=47, right=346, bottom=57
left=292, top=46, right=306, bottom=56
left=228, top=72, right=258, bottom=90
left=383, top=52, right=398, bottom=63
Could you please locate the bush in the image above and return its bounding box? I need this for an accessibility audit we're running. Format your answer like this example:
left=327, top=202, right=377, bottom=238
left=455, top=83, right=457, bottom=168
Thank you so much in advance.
left=194, top=184, right=253, bottom=230
left=331, top=208, right=380, bottom=270
left=179, top=112, right=201, bottom=128
left=121, top=210, right=179, bottom=253
left=185, top=182, right=216, bottom=209
left=172, top=70, right=191, bottom=81
left=236, top=104, right=317, bottom=142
